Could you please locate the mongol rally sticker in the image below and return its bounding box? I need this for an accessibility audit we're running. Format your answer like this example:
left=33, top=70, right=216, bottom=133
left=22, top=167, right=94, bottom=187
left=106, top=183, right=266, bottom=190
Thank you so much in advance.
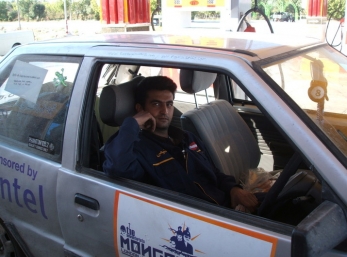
left=114, top=192, right=278, bottom=257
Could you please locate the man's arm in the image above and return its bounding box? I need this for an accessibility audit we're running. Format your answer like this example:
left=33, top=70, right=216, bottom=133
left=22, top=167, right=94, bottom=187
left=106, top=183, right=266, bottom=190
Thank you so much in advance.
left=192, top=133, right=259, bottom=212
left=103, top=117, right=146, bottom=180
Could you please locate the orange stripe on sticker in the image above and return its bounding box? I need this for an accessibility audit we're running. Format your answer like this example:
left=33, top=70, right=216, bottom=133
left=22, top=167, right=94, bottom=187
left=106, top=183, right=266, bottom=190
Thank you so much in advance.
left=115, top=191, right=278, bottom=257
left=114, top=192, right=121, bottom=257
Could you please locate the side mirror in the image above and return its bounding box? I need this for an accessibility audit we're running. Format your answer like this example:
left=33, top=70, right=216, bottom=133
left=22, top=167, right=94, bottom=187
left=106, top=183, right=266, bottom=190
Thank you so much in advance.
left=292, top=200, right=347, bottom=257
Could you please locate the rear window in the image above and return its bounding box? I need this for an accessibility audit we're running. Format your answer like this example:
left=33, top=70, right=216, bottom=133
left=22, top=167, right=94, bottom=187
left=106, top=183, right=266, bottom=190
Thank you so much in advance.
left=0, top=55, right=81, bottom=162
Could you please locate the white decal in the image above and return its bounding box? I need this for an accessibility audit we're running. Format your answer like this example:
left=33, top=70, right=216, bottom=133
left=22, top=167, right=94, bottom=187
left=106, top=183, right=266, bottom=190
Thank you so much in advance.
left=115, top=192, right=277, bottom=257
left=5, top=60, right=48, bottom=103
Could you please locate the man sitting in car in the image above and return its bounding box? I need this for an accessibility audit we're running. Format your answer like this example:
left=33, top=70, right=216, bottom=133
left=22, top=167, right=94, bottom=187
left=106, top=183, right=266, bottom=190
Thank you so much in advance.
left=103, top=76, right=258, bottom=212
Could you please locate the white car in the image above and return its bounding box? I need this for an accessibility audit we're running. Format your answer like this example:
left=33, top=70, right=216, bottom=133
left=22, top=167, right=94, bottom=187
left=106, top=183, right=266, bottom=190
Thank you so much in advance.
left=0, top=30, right=35, bottom=56
left=0, top=32, right=346, bottom=257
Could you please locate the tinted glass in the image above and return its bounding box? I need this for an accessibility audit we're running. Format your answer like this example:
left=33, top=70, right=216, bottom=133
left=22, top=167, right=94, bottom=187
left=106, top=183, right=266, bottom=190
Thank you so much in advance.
left=0, top=55, right=81, bottom=162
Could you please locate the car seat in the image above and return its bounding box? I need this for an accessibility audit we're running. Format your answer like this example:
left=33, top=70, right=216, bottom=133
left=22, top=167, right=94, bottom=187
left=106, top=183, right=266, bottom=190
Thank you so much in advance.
left=99, top=76, right=145, bottom=129
left=180, top=69, right=261, bottom=184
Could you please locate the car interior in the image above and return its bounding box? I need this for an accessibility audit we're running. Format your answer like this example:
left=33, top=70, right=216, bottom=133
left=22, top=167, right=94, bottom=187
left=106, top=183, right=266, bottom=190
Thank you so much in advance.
left=82, top=63, right=323, bottom=227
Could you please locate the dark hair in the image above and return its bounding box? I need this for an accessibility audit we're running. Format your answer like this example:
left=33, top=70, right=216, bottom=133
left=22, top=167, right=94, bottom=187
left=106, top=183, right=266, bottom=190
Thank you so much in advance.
left=134, top=76, right=177, bottom=107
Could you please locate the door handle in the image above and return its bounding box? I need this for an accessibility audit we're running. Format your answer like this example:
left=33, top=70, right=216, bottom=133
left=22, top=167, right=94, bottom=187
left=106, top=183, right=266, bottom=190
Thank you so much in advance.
left=74, top=193, right=100, bottom=210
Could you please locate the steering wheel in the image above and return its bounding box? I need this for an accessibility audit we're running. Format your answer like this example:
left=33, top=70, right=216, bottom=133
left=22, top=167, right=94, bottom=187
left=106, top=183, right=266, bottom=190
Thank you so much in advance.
left=257, top=152, right=302, bottom=218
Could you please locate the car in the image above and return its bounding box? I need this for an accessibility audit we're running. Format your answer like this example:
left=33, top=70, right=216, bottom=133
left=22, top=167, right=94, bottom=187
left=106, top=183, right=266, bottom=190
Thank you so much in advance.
left=152, top=14, right=162, bottom=26
left=272, top=12, right=293, bottom=22
left=0, top=32, right=347, bottom=257
left=0, top=30, right=35, bottom=56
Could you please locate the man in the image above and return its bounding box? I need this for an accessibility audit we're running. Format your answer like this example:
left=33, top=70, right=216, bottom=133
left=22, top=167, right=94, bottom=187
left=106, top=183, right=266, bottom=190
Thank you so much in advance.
left=103, top=76, right=258, bottom=212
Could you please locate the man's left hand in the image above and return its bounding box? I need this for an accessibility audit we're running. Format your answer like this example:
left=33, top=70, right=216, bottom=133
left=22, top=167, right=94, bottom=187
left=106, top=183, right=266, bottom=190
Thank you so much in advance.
left=230, top=187, right=258, bottom=213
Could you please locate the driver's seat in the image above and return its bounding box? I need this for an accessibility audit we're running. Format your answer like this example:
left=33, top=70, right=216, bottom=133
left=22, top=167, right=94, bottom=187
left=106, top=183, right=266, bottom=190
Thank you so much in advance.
left=180, top=70, right=261, bottom=183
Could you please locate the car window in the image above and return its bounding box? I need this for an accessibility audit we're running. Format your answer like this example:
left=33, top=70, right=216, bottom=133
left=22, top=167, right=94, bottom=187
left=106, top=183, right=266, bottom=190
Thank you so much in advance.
left=231, top=80, right=252, bottom=102
left=0, top=55, right=81, bottom=162
left=261, top=46, right=347, bottom=159
left=82, top=61, right=328, bottom=232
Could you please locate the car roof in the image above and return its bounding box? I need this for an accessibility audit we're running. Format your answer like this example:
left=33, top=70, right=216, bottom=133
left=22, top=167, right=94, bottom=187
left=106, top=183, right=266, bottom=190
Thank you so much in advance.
left=16, top=31, right=324, bottom=60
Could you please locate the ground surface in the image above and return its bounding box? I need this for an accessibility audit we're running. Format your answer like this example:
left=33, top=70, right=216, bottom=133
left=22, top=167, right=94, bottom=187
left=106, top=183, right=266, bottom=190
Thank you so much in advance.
left=0, top=20, right=103, bottom=41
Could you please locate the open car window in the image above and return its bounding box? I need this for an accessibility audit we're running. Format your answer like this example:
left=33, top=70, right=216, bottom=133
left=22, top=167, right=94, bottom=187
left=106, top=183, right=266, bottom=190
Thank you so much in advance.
left=85, top=62, right=325, bottom=229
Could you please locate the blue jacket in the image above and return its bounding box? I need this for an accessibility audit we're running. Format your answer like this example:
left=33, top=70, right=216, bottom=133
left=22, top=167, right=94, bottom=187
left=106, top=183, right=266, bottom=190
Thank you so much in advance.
left=103, top=117, right=239, bottom=207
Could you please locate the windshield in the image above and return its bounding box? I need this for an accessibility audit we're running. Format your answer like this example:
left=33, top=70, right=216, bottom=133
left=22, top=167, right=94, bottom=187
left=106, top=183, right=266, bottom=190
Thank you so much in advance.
left=262, top=46, right=347, bottom=159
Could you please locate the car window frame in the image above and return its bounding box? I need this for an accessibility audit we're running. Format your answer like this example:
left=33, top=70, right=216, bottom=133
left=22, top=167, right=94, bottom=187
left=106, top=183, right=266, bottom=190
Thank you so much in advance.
left=77, top=58, right=308, bottom=237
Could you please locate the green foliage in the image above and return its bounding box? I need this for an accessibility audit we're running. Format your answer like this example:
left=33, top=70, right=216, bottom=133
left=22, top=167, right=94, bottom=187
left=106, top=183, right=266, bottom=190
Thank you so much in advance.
left=19, top=0, right=35, bottom=20
left=150, top=0, right=158, bottom=13
left=7, top=0, right=129, bottom=21
left=8, top=10, right=18, bottom=21
left=31, top=3, right=45, bottom=20
left=0, top=1, right=8, bottom=21
left=44, top=1, right=64, bottom=19
left=328, top=0, right=345, bottom=20
left=71, top=0, right=91, bottom=20
left=90, top=0, right=100, bottom=20
left=0, top=1, right=19, bottom=21
left=250, top=0, right=303, bottom=20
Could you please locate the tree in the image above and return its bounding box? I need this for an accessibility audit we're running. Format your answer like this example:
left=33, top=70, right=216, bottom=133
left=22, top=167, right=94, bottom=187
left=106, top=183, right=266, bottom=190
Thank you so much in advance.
left=0, top=1, right=8, bottom=21
left=90, top=0, right=100, bottom=20
left=45, top=1, right=64, bottom=19
left=151, top=0, right=158, bottom=13
left=71, top=0, right=90, bottom=20
left=31, top=3, right=45, bottom=20
left=8, top=10, right=18, bottom=20
left=19, top=0, right=35, bottom=21
left=328, top=0, right=345, bottom=20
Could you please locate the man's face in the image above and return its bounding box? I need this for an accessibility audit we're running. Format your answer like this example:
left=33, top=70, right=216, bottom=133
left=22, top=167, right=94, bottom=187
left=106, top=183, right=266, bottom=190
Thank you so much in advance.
left=142, top=90, right=174, bottom=131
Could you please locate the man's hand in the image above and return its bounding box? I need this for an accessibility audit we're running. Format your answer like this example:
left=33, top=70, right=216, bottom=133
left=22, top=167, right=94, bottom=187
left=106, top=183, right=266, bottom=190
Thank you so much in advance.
left=230, top=187, right=258, bottom=213
left=133, top=111, right=156, bottom=132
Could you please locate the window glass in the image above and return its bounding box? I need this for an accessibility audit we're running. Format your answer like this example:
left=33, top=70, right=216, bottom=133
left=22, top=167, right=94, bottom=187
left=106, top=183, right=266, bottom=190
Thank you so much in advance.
left=232, top=81, right=251, bottom=101
left=262, top=46, right=347, bottom=158
left=0, top=55, right=81, bottom=162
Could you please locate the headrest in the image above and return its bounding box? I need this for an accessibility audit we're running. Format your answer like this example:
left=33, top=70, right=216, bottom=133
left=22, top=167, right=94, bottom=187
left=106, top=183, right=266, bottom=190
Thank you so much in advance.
left=179, top=70, right=217, bottom=94
left=99, top=76, right=144, bottom=126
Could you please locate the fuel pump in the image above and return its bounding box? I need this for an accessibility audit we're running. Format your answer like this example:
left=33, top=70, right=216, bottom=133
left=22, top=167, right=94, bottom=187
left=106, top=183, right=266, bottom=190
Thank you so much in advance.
left=236, top=0, right=274, bottom=33
left=308, top=59, right=329, bottom=122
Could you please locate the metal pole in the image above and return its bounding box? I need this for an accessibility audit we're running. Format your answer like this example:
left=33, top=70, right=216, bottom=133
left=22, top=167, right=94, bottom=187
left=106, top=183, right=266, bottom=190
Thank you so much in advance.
left=16, top=0, right=21, bottom=30
left=64, top=0, right=68, bottom=34
left=344, top=0, right=347, bottom=54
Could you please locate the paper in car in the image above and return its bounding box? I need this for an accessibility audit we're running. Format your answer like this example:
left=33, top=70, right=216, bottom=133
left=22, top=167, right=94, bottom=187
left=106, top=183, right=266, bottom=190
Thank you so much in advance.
left=5, top=60, right=48, bottom=104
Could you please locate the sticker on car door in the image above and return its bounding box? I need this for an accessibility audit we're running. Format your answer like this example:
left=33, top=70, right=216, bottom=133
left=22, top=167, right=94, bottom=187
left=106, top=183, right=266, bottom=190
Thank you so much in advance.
left=114, top=191, right=277, bottom=257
